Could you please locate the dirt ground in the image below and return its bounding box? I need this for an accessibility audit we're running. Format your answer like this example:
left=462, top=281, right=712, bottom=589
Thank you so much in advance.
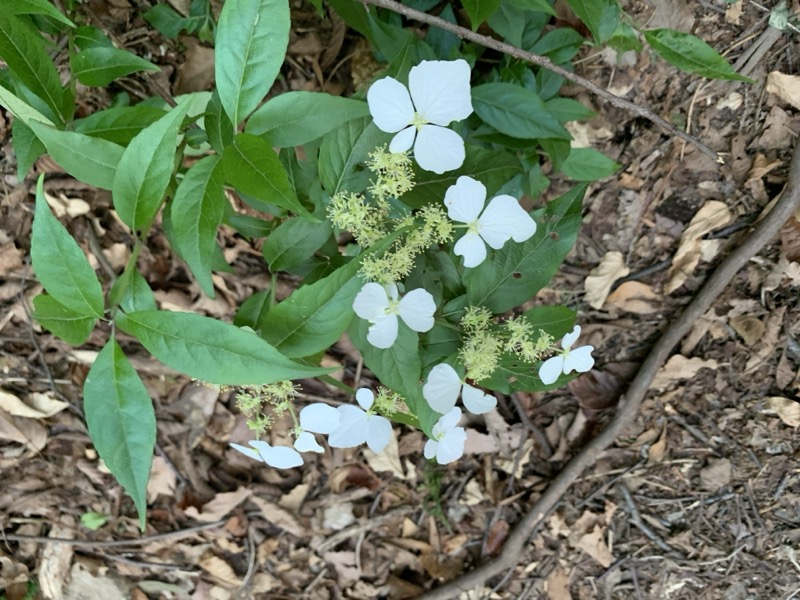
left=2, top=0, right=800, bottom=598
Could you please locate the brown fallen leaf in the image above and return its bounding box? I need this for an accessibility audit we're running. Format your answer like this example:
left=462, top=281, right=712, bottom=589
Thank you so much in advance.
left=0, top=409, right=47, bottom=453
left=248, top=495, right=306, bottom=537
left=568, top=370, right=624, bottom=418
left=0, top=390, right=69, bottom=419
left=146, top=456, right=177, bottom=503
left=650, top=355, right=719, bottom=390
left=606, top=280, right=660, bottom=314
left=576, top=524, right=613, bottom=568
left=0, top=242, right=22, bottom=278
left=763, top=397, right=800, bottom=428
left=38, top=518, right=75, bottom=600
left=780, top=217, right=800, bottom=262
left=725, top=0, right=742, bottom=25
left=483, top=519, right=509, bottom=556
left=546, top=565, right=572, bottom=600
left=585, top=251, right=629, bottom=309
left=199, top=553, right=242, bottom=588
left=767, top=71, right=800, bottom=111
left=699, top=458, right=732, bottom=491
left=729, top=315, right=765, bottom=347
left=184, top=487, right=250, bottom=522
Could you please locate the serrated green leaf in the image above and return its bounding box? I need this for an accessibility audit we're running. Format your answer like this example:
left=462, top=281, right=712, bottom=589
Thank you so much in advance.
left=115, top=310, right=334, bottom=385
left=462, top=0, right=502, bottom=29
left=83, top=334, right=156, bottom=530
left=215, top=0, right=290, bottom=125
left=222, top=133, right=312, bottom=218
left=6, top=0, right=75, bottom=28
left=72, top=105, right=167, bottom=146
left=560, top=147, right=620, bottom=181
left=472, top=83, right=571, bottom=140
left=170, top=155, right=225, bottom=297
left=28, top=120, right=123, bottom=189
left=70, top=47, right=160, bottom=87
left=32, top=294, right=96, bottom=344
left=31, top=176, right=104, bottom=318
left=0, top=12, right=65, bottom=122
left=246, top=92, right=370, bottom=147
left=464, top=184, right=587, bottom=312
left=644, top=29, right=752, bottom=82
left=113, top=101, right=190, bottom=233
left=318, top=117, right=391, bottom=196
left=109, top=268, right=157, bottom=314
left=565, top=0, right=619, bottom=44
left=262, top=218, right=332, bottom=272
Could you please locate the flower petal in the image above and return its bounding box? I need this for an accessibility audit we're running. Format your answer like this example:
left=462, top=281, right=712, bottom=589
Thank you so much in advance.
left=444, top=176, right=486, bottom=223
left=454, top=231, right=487, bottom=268
left=561, top=325, right=581, bottom=350
left=398, top=288, right=436, bottom=332
left=438, top=406, right=463, bottom=432
left=367, top=313, right=399, bottom=348
left=353, top=282, right=389, bottom=320
left=408, top=59, right=473, bottom=126
left=436, top=427, right=466, bottom=464
left=251, top=441, right=304, bottom=468
left=299, top=403, right=340, bottom=434
left=462, top=384, right=496, bottom=415
left=539, top=355, right=565, bottom=385
left=229, top=442, right=263, bottom=462
left=424, top=439, right=438, bottom=460
left=478, top=195, right=536, bottom=249
left=423, top=364, right=462, bottom=413
left=564, top=345, right=595, bottom=374
left=355, top=388, right=375, bottom=411
left=367, top=77, right=414, bottom=133
left=414, top=125, right=466, bottom=174
left=389, top=127, right=415, bottom=153
left=294, top=431, right=324, bottom=453
left=366, top=415, right=393, bottom=453
left=328, top=405, right=368, bottom=448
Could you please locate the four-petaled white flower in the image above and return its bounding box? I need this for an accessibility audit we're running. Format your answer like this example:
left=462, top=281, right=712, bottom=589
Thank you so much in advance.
left=328, top=388, right=393, bottom=454
left=353, top=282, right=436, bottom=349
left=422, top=363, right=496, bottom=415
left=367, top=59, right=473, bottom=174
left=229, top=440, right=304, bottom=469
left=424, top=407, right=467, bottom=465
left=294, top=403, right=341, bottom=453
left=444, top=176, right=537, bottom=268
left=538, top=325, right=595, bottom=385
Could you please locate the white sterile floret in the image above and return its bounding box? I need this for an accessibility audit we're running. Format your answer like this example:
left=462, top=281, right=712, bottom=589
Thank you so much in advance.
left=444, top=176, right=536, bottom=268
left=422, top=363, right=496, bottom=415
left=352, top=282, right=436, bottom=349
left=229, top=440, right=304, bottom=469
left=293, top=403, right=341, bottom=453
left=424, top=407, right=467, bottom=465
left=367, top=59, right=473, bottom=174
left=538, top=325, right=595, bottom=385
left=328, top=388, right=392, bottom=453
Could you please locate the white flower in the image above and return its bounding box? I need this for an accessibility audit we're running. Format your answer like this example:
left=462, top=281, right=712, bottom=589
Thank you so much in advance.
left=328, top=388, right=393, bottom=454
left=229, top=440, right=304, bottom=469
left=422, top=363, right=496, bottom=415
left=538, top=325, right=595, bottom=385
left=444, top=176, right=537, bottom=268
left=352, top=282, right=436, bottom=349
left=367, top=59, right=473, bottom=174
left=424, top=407, right=466, bottom=465
left=293, top=403, right=340, bottom=453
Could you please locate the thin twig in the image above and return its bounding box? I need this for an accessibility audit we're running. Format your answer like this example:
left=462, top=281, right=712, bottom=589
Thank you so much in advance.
left=619, top=484, right=680, bottom=557
left=360, top=0, right=722, bottom=162
left=418, top=142, right=800, bottom=599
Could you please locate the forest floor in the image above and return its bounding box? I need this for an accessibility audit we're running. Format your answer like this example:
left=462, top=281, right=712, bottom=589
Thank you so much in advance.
left=1, top=0, right=800, bottom=599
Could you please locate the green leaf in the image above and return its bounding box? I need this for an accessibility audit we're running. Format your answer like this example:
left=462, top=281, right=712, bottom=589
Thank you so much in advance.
left=545, top=97, right=595, bottom=123
left=70, top=47, right=160, bottom=87
left=115, top=310, right=334, bottom=385
left=32, top=294, right=96, bottom=344
left=560, top=147, right=620, bottom=181
left=472, top=83, right=570, bottom=140
left=222, top=133, right=312, bottom=218
left=644, top=29, right=752, bottom=82
left=204, top=91, right=234, bottom=154
left=80, top=511, right=109, bottom=531
left=0, top=12, right=65, bottom=122
left=464, top=183, right=587, bottom=312
left=6, top=0, right=75, bottom=28
left=529, top=27, right=585, bottom=63
left=462, top=0, right=502, bottom=29
left=327, top=0, right=376, bottom=46
left=31, top=176, right=104, bottom=318
left=505, top=0, right=556, bottom=16
left=564, top=0, right=619, bottom=44
left=28, top=120, right=123, bottom=189
left=83, top=334, right=156, bottom=530
left=401, top=146, right=523, bottom=209
left=72, top=105, right=167, bottom=146
left=234, top=289, right=271, bottom=330
left=109, top=269, right=157, bottom=314
left=112, top=101, right=190, bottom=233
left=144, top=4, right=193, bottom=38
left=246, top=92, right=370, bottom=147
left=262, top=218, right=332, bottom=272
left=74, top=25, right=114, bottom=49
left=11, top=119, right=45, bottom=179
left=215, top=0, right=290, bottom=125
left=170, top=155, right=225, bottom=297
left=318, top=117, right=390, bottom=196
left=0, top=82, right=54, bottom=126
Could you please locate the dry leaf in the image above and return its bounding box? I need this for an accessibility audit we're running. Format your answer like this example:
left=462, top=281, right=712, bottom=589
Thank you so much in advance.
left=44, top=191, right=91, bottom=218
left=606, top=281, right=660, bottom=314
left=585, top=251, right=629, bottom=309
left=665, top=201, right=733, bottom=293
left=0, top=389, right=69, bottom=419
left=0, top=409, right=47, bottom=452
left=647, top=424, right=668, bottom=464
left=767, top=71, right=800, bottom=111
left=755, top=106, right=796, bottom=150
left=39, top=519, right=75, bottom=600
left=146, top=456, right=177, bottom=502
left=699, top=458, right=732, bottom=491
left=763, top=397, right=800, bottom=428
left=747, top=154, right=782, bottom=181
left=725, top=0, right=742, bottom=25
left=577, top=525, right=613, bottom=567
left=363, top=429, right=406, bottom=478
left=730, top=315, right=765, bottom=346
left=278, top=483, right=309, bottom=512
left=483, top=519, right=509, bottom=556
left=248, top=495, right=306, bottom=537
left=546, top=565, right=572, bottom=600
left=651, top=355, right=719, bottom=390
left=184, top=487, right=250, bottom=522
left=781, top=217, right=800, bottom=262
left=0, top=242, right=22, bottom=278
left=322, top=551, right=361, bottom=585
left=64, top=560, right=129, bottom=600
left=323, top=502, right=356, bottom=531
left=199, top=554, right=241, bottom=588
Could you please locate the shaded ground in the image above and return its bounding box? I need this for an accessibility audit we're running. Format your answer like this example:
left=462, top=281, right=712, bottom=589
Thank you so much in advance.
left=2, top=0, right=800, bottom=598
